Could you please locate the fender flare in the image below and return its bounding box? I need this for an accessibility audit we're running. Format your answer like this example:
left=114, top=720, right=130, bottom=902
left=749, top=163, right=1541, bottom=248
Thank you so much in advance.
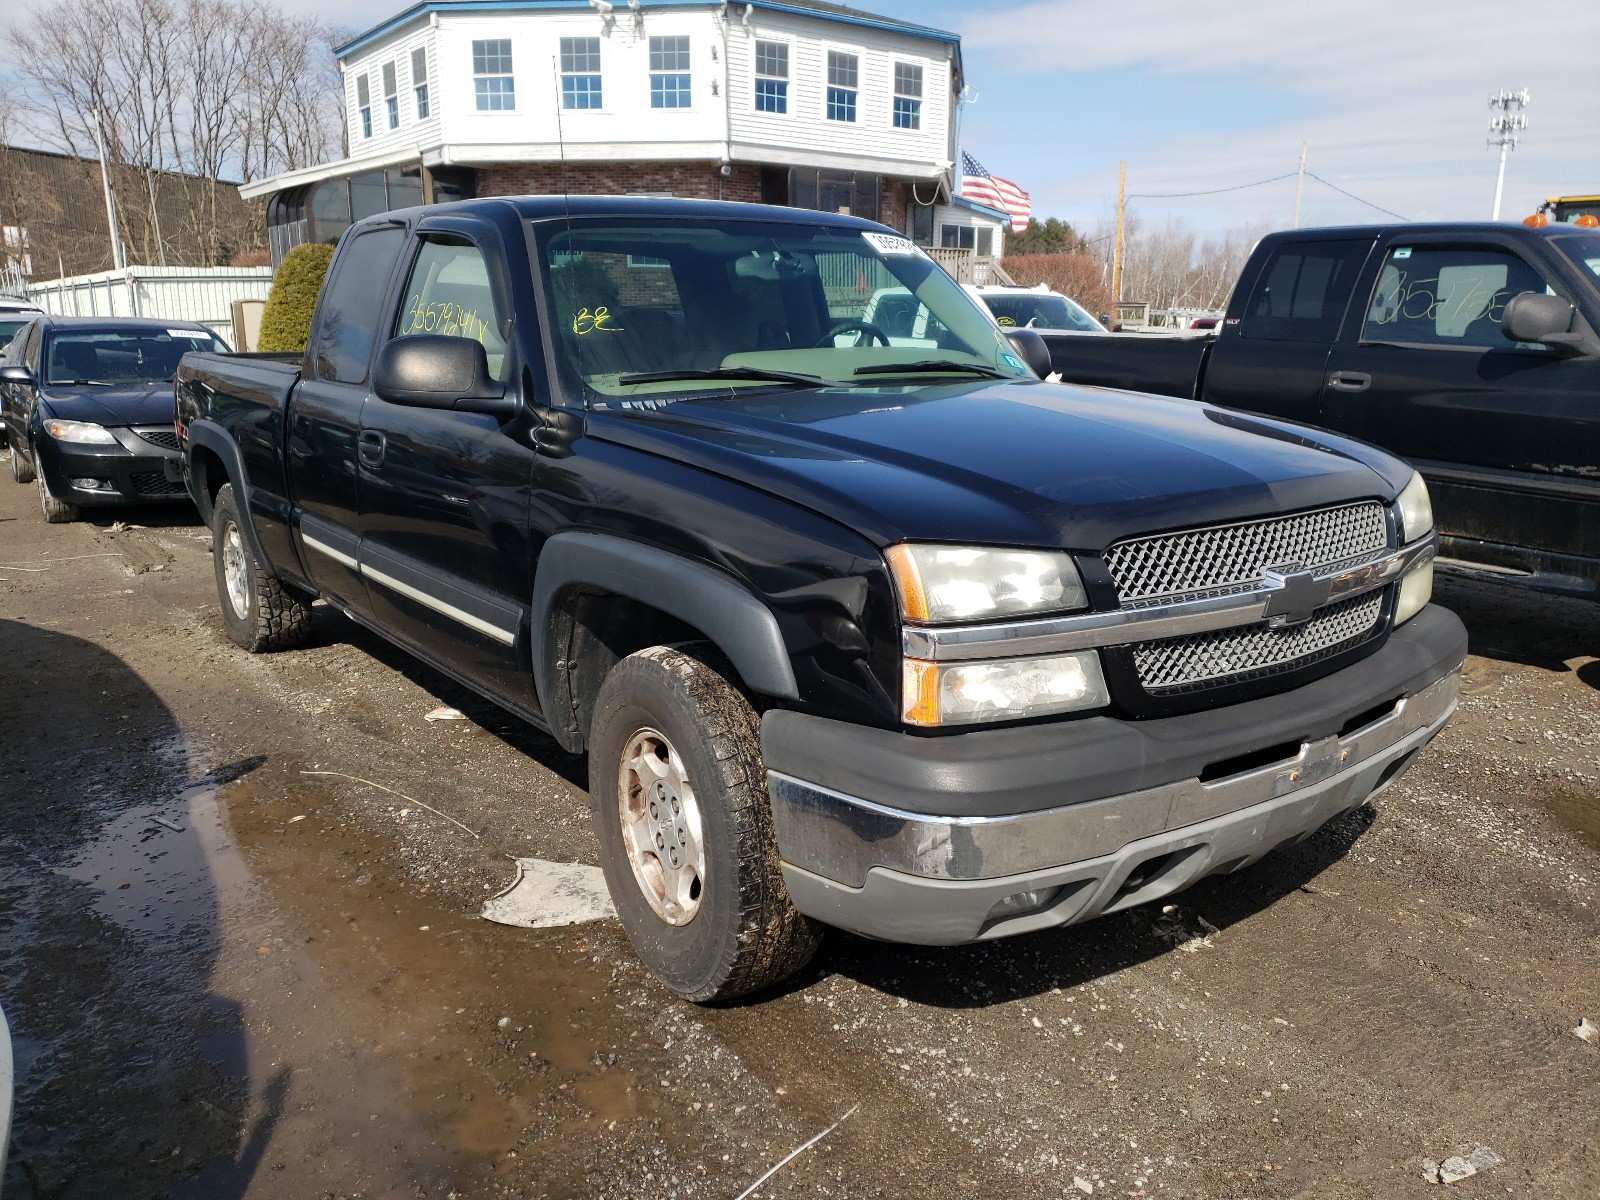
left=185, top=420, right=276, bottom=578
left=531, top=532, right=799, bottom=742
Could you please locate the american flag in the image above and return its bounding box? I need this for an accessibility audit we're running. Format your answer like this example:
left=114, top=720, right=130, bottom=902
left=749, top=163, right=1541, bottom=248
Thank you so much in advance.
left=960, top=152, right=1030, bottom=233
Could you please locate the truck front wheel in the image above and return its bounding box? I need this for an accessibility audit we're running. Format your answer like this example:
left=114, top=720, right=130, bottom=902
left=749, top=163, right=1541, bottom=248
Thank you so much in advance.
left=212, top=483, right=312, bottom=652
left=589, top=644, right=819, bottom=1002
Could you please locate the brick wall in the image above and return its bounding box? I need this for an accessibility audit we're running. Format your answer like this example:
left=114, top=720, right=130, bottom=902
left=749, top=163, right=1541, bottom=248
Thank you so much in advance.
left=475, top=160, right=763, bottom=203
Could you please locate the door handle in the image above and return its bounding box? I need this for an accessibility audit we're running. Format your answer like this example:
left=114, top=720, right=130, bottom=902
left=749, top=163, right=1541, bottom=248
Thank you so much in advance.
left=358, top=429, right=386, bottom=467
left=1327, top=371, right=1372, bottom=393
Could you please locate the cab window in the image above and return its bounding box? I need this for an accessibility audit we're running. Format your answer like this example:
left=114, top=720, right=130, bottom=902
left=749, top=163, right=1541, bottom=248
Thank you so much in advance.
left=1242, top=239, right=1368, bottom=342
left=1361, top=244, right=1554, bottom=349
left=395, top=237, right=509, bottom=379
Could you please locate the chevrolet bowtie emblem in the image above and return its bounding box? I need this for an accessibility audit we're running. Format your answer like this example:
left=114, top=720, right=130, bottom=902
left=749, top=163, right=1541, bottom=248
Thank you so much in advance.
left=1261, top=564, right=1332, bottom=627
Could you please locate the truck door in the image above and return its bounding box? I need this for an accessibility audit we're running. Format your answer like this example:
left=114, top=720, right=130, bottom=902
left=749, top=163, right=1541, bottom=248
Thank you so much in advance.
left=1203, top=236, right=1373, bottom=424
left=1321, top=234, right=1600, bottom=571
left=288, top=222, right=407, bottom=614
left=356, top=229, right=537, bottom=704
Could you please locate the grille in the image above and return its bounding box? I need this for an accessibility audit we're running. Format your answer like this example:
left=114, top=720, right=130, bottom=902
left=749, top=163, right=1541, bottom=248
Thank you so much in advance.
left=1105, top=502, right=1388, bottom=605
left=1132, top=591, right=1384, bottom=693
left=135, top=427, right=180, bottom=451
left=132, top=473, right=187, bottom=498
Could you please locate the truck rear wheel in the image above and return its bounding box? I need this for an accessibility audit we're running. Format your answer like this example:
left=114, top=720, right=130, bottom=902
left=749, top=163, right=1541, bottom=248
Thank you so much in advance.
left=588, top=644, right=819, bottom=1002
left=212, top=483, right=312, bottom=652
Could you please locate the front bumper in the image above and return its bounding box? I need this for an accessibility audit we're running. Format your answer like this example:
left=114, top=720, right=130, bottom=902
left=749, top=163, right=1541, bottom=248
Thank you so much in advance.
left=35, top=425, right=189, bottom=506
left=763, top=605, right=1466, bottom=944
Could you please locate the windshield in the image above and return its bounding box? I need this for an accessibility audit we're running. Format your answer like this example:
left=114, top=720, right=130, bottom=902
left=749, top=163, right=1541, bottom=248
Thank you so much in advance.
left=982, top=293, right=1104, bottom=333
left=0, top=317, right=34, bottom=351
left=44, top=328, right=224, bottom=385
left=534, top=217, right=1034, bottom=404
left=1553, top=233, right=1600, bottom=284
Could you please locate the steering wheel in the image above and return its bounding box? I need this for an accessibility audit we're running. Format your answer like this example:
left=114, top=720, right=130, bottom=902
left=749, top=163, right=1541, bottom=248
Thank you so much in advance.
left=814, top=320, right=891, bottom=348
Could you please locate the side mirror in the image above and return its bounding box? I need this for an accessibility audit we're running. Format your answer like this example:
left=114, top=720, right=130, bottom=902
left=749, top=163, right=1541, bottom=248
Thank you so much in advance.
left=0, top=364, right=36, bottom=386
left=373, top=335, right=518, bottom=416
left=1004, top=328, right=1054, bottom=377
left=1502, top=292, right=1583, bottom=347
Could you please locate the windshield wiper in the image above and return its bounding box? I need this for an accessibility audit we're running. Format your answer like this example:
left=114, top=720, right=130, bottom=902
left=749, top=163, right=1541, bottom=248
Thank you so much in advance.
left=852, top=360, right=1011, bottom=380
left=616, top=367, right=834, bottom=388
left=53, top=378, right=116, bottom=386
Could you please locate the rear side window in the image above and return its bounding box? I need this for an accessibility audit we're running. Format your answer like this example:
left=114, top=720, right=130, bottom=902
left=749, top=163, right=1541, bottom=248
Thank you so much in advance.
left=313, top=225, right=406, bottom=384
left=1361, top=243, right=1555, bottom=348
left=1241, top=239, right=1368, bottom=342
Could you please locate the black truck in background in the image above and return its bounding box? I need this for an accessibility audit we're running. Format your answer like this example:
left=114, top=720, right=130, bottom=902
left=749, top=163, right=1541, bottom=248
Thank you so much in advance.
left=1044, top=222, right=1600, bottom=599
left=175, top=196, right=1464, bottom=1002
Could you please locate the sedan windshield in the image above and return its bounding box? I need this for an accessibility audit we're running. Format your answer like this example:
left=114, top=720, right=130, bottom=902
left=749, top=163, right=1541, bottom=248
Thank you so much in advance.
left=534, top=218, right=1034, bottom=404
left=982, top=293, right=1104, bottom=333
left=45, top=328, right=224, bottom=385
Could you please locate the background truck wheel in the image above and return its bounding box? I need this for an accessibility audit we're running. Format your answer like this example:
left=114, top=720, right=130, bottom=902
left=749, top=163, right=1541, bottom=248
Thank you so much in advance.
left=10, top=443, right=35, bottom=484
left=37, top=472, right=77, bottom=523
left=589, top=644, right=819, bottom=1002
left=212, top=483, right=312, bottom=652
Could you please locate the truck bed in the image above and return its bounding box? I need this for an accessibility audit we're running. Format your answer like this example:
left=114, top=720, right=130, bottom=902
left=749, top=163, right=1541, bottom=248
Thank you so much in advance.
left=1039, top=331, right=1212, bottom=400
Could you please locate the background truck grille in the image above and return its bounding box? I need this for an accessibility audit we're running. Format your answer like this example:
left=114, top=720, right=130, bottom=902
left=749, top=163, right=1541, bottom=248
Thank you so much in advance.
left=1104, top=501, right=1388, bottom=605
left=1131, top=591, right=1385, bottom=693
left=134, top=427, right=181, bottom=451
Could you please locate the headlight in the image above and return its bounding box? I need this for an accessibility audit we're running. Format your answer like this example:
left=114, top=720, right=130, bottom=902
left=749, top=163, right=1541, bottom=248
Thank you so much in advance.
left=43, top=418, right=117, bottom=445
left=1395, top=559, right=1433, bottom=625
left=1395, top=472, right=1433, bottom=543
left=903, top=650, right=1109, bottom=726
left=886, top=544, right=1087, bottom=623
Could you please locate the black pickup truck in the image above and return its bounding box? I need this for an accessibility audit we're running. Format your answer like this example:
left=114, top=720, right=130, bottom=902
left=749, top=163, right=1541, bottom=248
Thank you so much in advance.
left=1045, top=222, right=1600, bottom=599
left=176, top=197, right=1464, bottom=1001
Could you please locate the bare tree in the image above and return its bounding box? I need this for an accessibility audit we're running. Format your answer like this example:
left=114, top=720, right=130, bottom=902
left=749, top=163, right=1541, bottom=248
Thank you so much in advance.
left=7, top=0, right=343, bottom=267
left=1088, top=210, right=1273, bottom=320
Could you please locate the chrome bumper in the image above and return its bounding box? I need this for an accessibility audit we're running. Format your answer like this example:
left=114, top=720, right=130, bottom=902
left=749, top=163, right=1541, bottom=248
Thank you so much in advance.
left=768, top=669, right=1458, bottom=944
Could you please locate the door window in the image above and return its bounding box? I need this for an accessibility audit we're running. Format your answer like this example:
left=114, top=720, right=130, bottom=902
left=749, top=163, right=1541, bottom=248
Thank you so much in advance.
left=395, top=238, right=509, bottom=379
left=1241, top=239, right=1368, bottom=342
left=1361, top=244, right=1555, bottom=348
left=312, top=225, right=406, bottom=384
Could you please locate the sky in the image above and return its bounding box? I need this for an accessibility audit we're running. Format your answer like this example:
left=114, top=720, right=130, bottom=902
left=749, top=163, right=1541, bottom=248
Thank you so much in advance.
left=5, top=0, right=1596, bottom=236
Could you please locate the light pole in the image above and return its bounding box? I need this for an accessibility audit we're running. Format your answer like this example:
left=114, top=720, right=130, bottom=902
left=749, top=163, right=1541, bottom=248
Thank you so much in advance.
left=1487, top=88, right=1529, bottom=221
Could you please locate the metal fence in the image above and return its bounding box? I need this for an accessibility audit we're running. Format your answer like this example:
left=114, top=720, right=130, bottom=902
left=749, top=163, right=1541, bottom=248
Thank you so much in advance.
left=26, top=266, right=274, bottom=339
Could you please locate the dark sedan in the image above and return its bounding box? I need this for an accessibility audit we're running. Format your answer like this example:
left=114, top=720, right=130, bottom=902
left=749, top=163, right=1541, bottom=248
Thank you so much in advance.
left=1, top=317, right=227, bottom=522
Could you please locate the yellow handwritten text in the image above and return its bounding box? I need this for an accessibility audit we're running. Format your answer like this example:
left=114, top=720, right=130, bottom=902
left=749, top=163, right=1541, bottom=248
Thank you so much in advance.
left=572, top=306, right=624, bottom=336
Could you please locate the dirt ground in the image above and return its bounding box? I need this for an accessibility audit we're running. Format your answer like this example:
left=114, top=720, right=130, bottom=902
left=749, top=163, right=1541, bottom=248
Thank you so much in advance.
left=0, top=458, right=1595, bottom=1200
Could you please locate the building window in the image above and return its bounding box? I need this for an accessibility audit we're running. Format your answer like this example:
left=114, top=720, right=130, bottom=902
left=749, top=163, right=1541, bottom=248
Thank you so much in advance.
left=649, top=36, right=690, bottom=109
left=559, top=37, right=601, bottom=109
left=940, top=225, right=976, bottom=250
left=826, top=51, right=857, bottom=122
left=473, top=39, right=515, bottom=111
left=412, top=47, right=430, bottom=119
left=754, top=40, right=787, bottom=113
left=355, top=73, right=373, bottom=139
left=893, top=62, right=922, bottom=130
left=382, top=61, right=399, bottom=129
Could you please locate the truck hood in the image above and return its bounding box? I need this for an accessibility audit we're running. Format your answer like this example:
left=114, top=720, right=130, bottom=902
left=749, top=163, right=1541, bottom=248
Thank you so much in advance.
left=588, top=379, right=1411, bottom=550
left=39, top=382, right=174, bottom=428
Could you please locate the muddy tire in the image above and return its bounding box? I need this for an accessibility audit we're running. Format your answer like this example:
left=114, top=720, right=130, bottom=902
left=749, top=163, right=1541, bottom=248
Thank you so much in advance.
left=212, top=483, right=312, bottom=652
left=37, top=471, right=78, bottom=523
left=589, top=644, right=819, bottom=1002
left=10, top=441, right=35, bottom=484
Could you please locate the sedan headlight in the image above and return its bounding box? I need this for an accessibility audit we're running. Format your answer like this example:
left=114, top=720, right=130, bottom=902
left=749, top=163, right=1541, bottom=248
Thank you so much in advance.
left=1395, top=471, right=1433, bottom=543
left=43, top=418, right=117, bottom=445
left=886, top=544, right=1087, bottom=623
left=903, top=650, right=1109, bottom=726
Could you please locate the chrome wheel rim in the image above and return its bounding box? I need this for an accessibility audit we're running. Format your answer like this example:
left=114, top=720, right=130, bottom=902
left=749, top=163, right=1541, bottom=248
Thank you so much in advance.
left=221, top=521, right=250, bottom=619
left=617, top=726, right=706, bottom=925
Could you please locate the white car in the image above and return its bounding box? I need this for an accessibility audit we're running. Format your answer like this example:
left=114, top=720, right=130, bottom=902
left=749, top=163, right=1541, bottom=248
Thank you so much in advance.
left=964, top=283, right=1108, bottom=333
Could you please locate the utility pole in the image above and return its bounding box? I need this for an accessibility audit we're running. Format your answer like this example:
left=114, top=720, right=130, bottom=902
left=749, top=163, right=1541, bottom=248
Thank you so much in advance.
left=1488, top=88, right=1529, bottom=221
left=90, top=109, right=126, bottom=272
left=1292, top=142, right=1307, bottom=228
left=1112, top=160, right=1125, bottom=317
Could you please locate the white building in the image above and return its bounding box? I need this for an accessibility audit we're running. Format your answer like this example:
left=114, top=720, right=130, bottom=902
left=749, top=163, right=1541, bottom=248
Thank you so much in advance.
left=246, top=0, right=1009, bottom=269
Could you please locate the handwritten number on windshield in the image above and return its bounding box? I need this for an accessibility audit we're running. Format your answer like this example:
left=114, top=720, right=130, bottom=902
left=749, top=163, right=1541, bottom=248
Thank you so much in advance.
left=573, top=306, right=624, bottom=336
